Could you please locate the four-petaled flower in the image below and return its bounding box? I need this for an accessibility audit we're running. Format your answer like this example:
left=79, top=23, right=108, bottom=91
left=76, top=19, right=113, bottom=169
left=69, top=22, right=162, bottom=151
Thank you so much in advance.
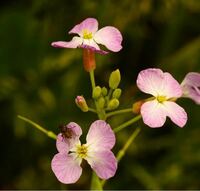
left=51, top=18, right=122, bottom=54
left=136, top=68, right=187, bottom=128
left=181, top=72, right=200, bottom=105
left=51, top=120, right=117, bottom=184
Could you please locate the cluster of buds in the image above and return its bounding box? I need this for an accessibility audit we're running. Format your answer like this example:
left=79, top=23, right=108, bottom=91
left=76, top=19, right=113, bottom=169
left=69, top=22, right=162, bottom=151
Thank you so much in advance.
left=107, top=69, right=121, bottom=110
left=75, top=69, right=122, bottom=113
left=93, top=69, right=121, bottom=111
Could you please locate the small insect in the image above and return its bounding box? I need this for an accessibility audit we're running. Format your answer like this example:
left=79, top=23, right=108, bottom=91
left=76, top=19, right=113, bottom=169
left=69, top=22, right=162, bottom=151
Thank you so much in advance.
left=58, top=124, right=74, bottom=139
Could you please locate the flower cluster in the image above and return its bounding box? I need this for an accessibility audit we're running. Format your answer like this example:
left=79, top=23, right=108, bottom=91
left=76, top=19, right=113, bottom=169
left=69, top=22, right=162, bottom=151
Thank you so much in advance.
left=50, top=18, right=200, bottom=186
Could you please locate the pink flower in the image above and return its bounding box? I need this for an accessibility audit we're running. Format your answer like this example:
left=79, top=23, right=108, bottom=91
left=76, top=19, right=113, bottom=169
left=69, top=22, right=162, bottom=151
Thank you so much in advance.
left=181, top=72, right=200, bottom=104
left=51, top=18, right=122, bottom=54
left=51, top=120, right=117, bottom=184
left=136, top=68, right=187, bottom=128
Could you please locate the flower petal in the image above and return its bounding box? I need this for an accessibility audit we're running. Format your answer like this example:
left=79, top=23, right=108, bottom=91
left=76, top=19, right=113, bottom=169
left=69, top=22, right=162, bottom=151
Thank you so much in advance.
left=136, top=68, right=165, bottom=97
left=141, top=100, right=167, bottom=128
left=51, top=153, right=82, bottom=184
left=136, top=68, right=182, bottom=98
left=94, top=26, right=122, bottom=52
left=79, top=44, right=108, bottom=54
left=86, top=150, right=117, bottom=180
left=56, top=122, right=82, bottom=153
left=181, top=72, right=200, bottom=87
left=86, top=120, right=115, bottom=151
left=69, top=18, right=98, bottom=36
left=51, top=37, right=83, bottom=48
left=82, top=39, right=100, bottom=50
left=56, top=133, right=69, bottom=153
left=163, top=72, right=182, bottom=98
left=181, top=72, right=200, bottom=104
left=182, top=86, right=200, bottom=104
left=67, top=122, right=82, bottom=138
left=163, top=101, right=187, bottom=128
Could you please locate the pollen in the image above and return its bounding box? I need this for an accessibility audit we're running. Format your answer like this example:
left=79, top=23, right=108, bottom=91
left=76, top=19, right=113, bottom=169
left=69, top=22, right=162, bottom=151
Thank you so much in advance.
left=157, top=95, right=167, bottom=103
left=76, top=144, right=88, bottom=159
left=82, top=29, right=93, bottom=39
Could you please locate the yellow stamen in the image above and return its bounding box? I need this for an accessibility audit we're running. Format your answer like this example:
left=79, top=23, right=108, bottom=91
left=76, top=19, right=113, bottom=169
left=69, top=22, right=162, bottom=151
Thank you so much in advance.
left=82, top=29, right=93, bottom=39
left=76, top=144, right=88, bottom=159
left=157, top=95, right=167, bottom=103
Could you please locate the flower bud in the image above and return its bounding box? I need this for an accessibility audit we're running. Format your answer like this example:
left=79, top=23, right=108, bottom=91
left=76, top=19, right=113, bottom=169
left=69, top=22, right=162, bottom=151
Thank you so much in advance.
left=101, top=87, right=108, bottom=96
left=132, top=100, right=144, bottom=114
left=97, top=97, right=105, bottom=109
left=83, top=48, right=96, bottom=72
left=112, top=88, right=122, bottom=99
left=107, top=98, right=119, bottom=110
left=109, top=69, right=121, bottom=89
left=92, top=86, right=102, bottom=99
left=75, top=96, right=88, bottom=112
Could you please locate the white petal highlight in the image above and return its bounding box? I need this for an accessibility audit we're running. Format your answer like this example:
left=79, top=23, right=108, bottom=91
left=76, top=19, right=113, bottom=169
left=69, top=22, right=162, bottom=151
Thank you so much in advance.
left=94, top=26, right=122, bottom=52
left=82, top=39, right=100, bottom=50
left=141, top=100, right=167, bottom=128
left=136, top=68, right=165, bottom=97
left=69, top=18, right=98, bottom=36
left=86, top=120, right=115, bottom=151
left=51, top=37, right=83, bottom=48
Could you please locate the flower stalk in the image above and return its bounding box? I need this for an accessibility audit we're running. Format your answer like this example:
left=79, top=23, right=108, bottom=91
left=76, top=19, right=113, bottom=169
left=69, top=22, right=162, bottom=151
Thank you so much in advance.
left=101, top=127, right=141, bottom=188
left=17, top=115, right=57, bottom=140
left=106, top=108, right=133, bottom=118
left=113, top=115, right=141, bottom=133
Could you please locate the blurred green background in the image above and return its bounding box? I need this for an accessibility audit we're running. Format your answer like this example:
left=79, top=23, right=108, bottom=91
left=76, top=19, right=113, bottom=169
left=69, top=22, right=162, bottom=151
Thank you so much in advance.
left=1, top=0, right=200, bottom=189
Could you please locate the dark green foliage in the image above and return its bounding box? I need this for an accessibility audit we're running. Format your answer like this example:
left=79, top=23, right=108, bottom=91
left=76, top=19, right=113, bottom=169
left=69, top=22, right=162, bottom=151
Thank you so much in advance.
left=0, top=0, right=200, bottom=189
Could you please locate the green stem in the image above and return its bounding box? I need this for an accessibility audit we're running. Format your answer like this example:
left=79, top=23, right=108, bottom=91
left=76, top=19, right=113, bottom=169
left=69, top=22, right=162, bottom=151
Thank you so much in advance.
left=89, top=70, right=96, bottom=90
left=88, top=107, right=97, bottom=113
left=89, top=70, right=106, bottom=120
left=117, top=127, right=141, bottom=161
left=107, top=89, right=113, bottom=99
left=18, top=115, right=57, bottom=140
left=105, top=89, right=113, bottom=106
left=102, top=127, right=141, bottom=187
left=106, top=108, right=132, bottom=118
left=113, top=115, right=141, bottom=133
left=91, top=172, right=103, bottom=190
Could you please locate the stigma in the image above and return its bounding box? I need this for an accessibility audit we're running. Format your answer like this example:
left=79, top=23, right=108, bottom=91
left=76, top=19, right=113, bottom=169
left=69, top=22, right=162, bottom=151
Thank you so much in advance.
left=76, top=144, right=88, bottom=159
left=157, top=95, right=167, bottom=103
left=82, top=29, right=93, bottom=39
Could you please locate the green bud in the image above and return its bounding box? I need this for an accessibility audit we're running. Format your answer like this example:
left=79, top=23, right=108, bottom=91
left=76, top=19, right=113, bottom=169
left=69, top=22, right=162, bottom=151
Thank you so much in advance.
left=101, top=87, right=108, bottom=96
left=92, top=86, right=101, bottom=99
left=97, top=97, right=105, bottom=109
left=107, top=98, right=119, bottom=110
left=109, top=69, right=121, bottom=89
left=75, top=96, right=88, bottom=112
left=112, top=88, right=122, bottom=99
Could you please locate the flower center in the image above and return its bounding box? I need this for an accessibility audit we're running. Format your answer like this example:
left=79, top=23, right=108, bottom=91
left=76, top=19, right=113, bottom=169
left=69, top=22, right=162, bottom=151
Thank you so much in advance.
left=157, top=95, right=167, bottom=103
left=76, top=144, right=88, bottom=159
left=82, top=29, right=93, bottom=39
